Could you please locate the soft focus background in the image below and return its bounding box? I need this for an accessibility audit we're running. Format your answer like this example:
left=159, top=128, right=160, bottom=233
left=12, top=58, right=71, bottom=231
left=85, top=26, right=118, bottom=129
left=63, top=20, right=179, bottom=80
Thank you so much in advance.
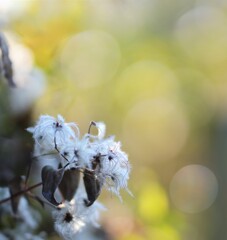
left=1, top=0, right=227, bottom=239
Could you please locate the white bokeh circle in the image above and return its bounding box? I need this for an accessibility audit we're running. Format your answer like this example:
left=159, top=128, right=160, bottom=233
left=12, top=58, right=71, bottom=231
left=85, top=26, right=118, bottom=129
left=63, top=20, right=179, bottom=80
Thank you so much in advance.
left=60, top=30, right=121, bottom=89
left=123, top=98, right=189, bottom=163
left=170, top=164, right=218, bottom=213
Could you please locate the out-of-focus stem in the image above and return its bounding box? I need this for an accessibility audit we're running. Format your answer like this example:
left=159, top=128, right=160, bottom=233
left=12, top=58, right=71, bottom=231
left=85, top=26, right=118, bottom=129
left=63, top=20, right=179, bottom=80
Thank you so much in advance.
left=0, top=182, right=42, bottom=205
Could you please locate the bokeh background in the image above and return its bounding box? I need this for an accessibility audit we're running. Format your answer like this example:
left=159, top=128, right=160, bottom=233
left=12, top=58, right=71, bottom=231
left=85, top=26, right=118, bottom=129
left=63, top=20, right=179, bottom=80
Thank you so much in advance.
left=1, top=0, right=227, bottom=239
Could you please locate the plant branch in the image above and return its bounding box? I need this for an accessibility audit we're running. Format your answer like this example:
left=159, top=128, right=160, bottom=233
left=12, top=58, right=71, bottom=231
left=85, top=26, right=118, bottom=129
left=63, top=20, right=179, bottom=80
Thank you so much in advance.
left=0, top=182, right=42, bottom=205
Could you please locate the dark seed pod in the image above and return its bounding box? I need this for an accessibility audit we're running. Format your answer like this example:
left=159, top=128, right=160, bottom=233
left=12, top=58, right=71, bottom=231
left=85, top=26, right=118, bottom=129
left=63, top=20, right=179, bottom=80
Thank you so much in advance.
left=41, top=165, right=65, bottom=206
left=83, top=169, right=103, bottom=207
left=58, top=169, right=80, bottom=201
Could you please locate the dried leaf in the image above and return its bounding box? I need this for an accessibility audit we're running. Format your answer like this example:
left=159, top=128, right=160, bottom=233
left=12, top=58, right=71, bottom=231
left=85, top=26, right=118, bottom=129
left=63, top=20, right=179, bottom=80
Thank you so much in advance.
left=83, top=169, right=103, bottom=207
left=41, top=165, right=65, bottom=206
left=0, top=33, right=15, bottom=87
left=58, top=168, right=80, bottom=201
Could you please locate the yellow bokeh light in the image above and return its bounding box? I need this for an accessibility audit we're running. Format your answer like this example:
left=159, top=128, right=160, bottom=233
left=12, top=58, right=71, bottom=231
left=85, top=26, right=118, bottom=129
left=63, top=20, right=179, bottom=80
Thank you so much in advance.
left=138, top=182, right=169, bottom=223
left=115, top=60, right=178, bottom=108
left=148, top=224, right=181, bottom=240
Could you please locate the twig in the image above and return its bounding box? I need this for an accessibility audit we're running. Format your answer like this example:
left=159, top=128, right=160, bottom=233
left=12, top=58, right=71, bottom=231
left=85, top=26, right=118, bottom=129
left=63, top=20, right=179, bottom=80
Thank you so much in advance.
left=25, top=160, right=32, bottom=186
left=0, top=182, right=42, bottom=205
left=54, top=132, right=69, bottom=162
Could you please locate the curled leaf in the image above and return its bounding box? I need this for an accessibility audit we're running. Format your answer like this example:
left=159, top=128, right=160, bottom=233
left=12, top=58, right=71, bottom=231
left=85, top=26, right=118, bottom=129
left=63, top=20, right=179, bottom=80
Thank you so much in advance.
left=41, top=165, right=65, bottom=206
left=88, top=121, right=106, bottom=140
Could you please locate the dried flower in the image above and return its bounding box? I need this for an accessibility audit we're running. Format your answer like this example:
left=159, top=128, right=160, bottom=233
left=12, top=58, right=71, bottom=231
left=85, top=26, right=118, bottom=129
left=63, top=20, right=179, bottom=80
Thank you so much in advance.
left=27, top=114, right=131, bottom=239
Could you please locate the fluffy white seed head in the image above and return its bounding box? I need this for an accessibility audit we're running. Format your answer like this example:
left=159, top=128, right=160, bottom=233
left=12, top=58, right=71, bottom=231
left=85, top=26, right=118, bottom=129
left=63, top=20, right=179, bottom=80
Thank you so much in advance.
left=27, top=114, right=131, bottom=239
left=98, top=140, right=131, bottom=198
left=27, top=115, right=79, bottom=157
left=53, top=195, right=105, bottom=240
left=59, top=136, right=96, bottom=169
left=53, top=200, right=85, bottom=240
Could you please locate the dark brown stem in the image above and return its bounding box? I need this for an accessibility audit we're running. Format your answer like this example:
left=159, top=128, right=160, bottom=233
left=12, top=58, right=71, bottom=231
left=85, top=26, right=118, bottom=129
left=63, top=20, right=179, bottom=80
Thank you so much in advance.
left=54, top=132, right=69, bottom=162
left=0, top=182, right=42, bottom=205
left=88, top=121, right=96, bottom=134
left=25, top=159, right=32, bottom=186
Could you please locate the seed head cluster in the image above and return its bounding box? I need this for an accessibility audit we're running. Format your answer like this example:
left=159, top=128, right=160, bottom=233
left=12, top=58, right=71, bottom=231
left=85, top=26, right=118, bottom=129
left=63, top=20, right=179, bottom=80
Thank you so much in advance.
left=27, top=114, right=131, bottom=238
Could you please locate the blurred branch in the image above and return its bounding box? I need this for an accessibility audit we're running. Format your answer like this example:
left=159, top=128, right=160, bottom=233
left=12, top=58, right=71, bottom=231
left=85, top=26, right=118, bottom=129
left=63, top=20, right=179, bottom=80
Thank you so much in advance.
left=0, top=33, right=15, bottom=87
left=0, top=182, right=42, bottom=205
